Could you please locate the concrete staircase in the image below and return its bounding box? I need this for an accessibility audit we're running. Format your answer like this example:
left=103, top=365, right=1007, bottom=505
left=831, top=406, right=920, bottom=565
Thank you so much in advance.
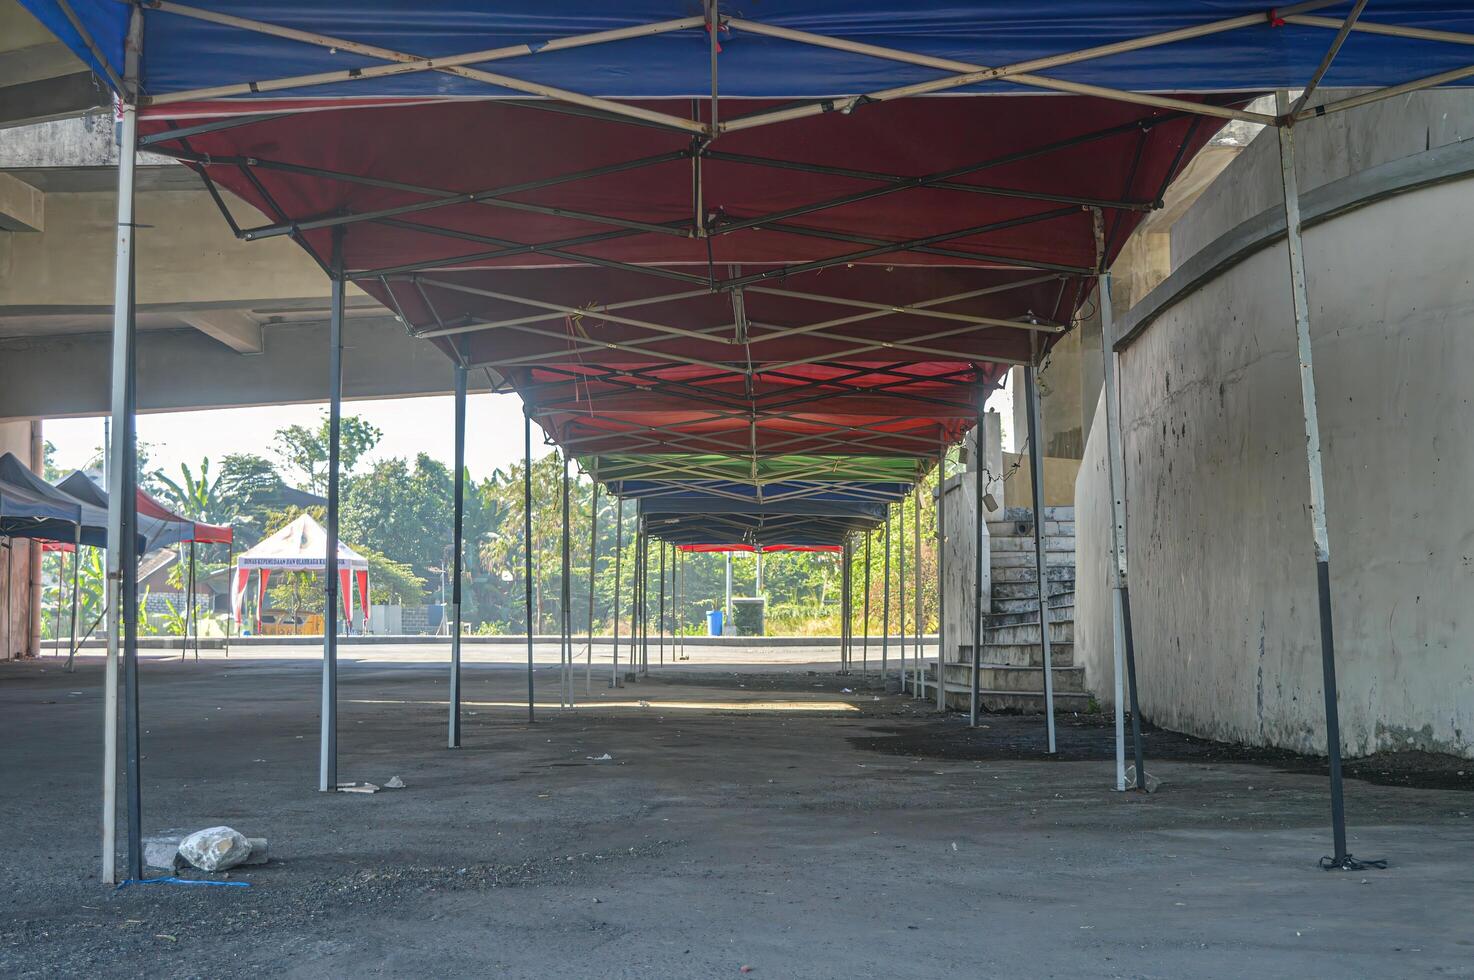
left=926, top=505, right=1086, bottom=713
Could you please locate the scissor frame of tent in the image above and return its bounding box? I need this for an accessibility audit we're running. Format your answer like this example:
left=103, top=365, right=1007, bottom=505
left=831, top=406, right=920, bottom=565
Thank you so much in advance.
left=588, top=452, right=923, bottom=508
left=53, top=469, right=233, bottom=666
left=34, top=0, right=1474, bottom=882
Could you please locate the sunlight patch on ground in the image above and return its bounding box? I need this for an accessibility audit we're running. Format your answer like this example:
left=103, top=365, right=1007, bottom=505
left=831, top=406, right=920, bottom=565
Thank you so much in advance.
left=346, top=698, right=860, bottom=713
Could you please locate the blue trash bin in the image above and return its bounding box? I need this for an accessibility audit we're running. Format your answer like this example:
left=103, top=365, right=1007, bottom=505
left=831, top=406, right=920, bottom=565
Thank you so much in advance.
left=706, top=609, right=724, bottom=636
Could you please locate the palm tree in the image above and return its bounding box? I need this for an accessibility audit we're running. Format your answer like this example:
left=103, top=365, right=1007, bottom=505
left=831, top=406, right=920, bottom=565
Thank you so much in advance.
left=151, top=458, right=223, bottom=522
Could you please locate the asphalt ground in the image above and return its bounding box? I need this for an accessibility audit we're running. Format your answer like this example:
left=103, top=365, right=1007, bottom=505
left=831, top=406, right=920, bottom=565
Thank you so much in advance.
left=2, top=649, right=1470, bottom=978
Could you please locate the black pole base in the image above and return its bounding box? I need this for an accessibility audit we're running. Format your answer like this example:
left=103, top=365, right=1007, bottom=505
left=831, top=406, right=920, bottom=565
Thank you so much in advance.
left=1319, top=853, right=1387, bottom=872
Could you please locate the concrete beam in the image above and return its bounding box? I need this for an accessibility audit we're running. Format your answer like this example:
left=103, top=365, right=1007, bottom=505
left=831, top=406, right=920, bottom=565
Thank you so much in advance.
left=0, top=181, right=346, bottom=310
left=0, top=315, right=494, bottom=422
left=0, top=71, right=106, bottom=129
left=0, top=170, right=42, bottom=232
left=1116, top=138, right=1474, bottom=351
left=179, top=310, right=264, bottom=354
left=0, top=40, right=79, bottom=87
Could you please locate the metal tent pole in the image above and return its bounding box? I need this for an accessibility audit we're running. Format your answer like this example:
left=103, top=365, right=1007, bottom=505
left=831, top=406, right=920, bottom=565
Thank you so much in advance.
left=913, top=480, right=922, bottom=698
left=120, top=311, right=142, bottom=881
left=319, top=225, right=345, bottom=793
left=449, top=363, right=466, bottom=748
left=52, top=549, right=64, bottom=656
left=103, top=8, right=144, bottom=883
left=1098, top=271, right=1138, bottom=791
left=881, top=507, right=891, bottom=683
left=936, top=443, right=947, bottom=711
left=68, top=532, right=80, bottom=666
left=1024, top=361, right=1058, bottom=754
left=224, top=540, right=233, bottom=658
left=971, top=395, right=985, bottom=727
left=187, top=541, right=198, bottom=661
left=523, top=412, right=535, bottom=722
left=586, top=475, right=599, bottom=693
left=899, top=490, right=907, bottom=693
left=724, top=552, right=732, bottom=622
left=560, top=453, right=571, bottom=707
left=1276, top=91, right=1366, bottom=869
left=639, top=520, right=649, bottom=676
left=862, top=531, right=871, bottom=679
left=612, top=496, right=622, bottom=687
left=843, top=539, right=854, bottom=677
left=632, top=522, right=642, bottom=678
left=663, top=536, right=669, bottom=666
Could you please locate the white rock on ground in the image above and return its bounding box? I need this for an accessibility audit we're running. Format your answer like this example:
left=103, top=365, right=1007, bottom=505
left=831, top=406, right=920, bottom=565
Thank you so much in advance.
left=143, top=836, right=184, bottom=871
left=178, top=826, right=252, bottom=872
left=147, top=834, right=268, bottom=869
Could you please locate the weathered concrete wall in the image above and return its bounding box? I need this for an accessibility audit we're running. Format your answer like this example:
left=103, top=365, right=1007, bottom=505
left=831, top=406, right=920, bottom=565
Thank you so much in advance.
left=1075, top=106, right=1474, bottom=757
left=0, top=315, right=486, bottom=422
left=1171, top=91, right=1474, bottom=268
left=940, top=473, right=988, bottom=661
left=1075, top=389, right=1115, bottom=708
left=1000, top=452, right=1079, bottom=509
left=0, top=419, right=41, bottom=658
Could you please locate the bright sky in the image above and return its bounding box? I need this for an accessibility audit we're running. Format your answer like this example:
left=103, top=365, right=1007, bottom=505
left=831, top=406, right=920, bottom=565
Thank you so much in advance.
left=44, top=379, right=1014, bottom=483
left=44, top=393, right=556, bottom=483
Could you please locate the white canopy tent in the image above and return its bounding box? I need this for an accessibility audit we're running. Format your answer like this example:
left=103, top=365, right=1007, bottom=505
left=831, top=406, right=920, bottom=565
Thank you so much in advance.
left=232, top=514, right=370, bottom=633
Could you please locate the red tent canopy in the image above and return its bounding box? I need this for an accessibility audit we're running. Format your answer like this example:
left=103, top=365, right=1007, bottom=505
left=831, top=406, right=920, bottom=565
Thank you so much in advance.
left=142, top=92, right=1220, bottom=457
left=678, top=543, right=841, bottom=554
left=136, top=492, right=233, bottom=545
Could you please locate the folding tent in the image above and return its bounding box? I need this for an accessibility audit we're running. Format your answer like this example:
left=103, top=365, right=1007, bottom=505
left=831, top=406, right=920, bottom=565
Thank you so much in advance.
left=0, top=453, right=106, bottom=547
left=231, top=513, right=369, bottom=633
left=54, top=470, right=232, bottom=552
left=33, top=0, right=1474, bottom=880
left=54, top=471, right=233, bottom=661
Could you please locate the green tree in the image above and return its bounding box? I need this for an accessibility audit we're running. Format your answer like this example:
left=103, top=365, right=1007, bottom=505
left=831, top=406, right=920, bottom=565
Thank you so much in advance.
left=273, top=412, right=382, bottom=494
left=151, top=458, right=224, bottom=522
left=214, top=453, right=295, bottom=547
left=341, top=454, right=451, bottom=577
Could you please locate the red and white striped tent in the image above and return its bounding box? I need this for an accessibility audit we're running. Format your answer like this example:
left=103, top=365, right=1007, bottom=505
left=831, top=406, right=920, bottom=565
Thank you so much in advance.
left=231, top=514, right=369, bottom=632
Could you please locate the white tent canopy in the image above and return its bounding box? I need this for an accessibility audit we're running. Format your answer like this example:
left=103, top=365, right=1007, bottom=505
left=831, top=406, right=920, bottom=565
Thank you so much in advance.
left=231, top=514, right=370, bottom=630
left=237, top=513, right=368, bottom=570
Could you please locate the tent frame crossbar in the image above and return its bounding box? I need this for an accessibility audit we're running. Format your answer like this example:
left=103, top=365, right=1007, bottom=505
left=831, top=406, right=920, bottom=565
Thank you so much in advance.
left=141, top=0, right=1441, bottom=137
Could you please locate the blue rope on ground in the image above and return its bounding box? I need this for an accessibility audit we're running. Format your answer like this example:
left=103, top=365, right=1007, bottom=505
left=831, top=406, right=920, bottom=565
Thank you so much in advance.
left=116, top=877, right=252, bottom=890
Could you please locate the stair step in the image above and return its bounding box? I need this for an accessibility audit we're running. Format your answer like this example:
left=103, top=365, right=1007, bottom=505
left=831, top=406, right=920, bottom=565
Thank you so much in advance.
left=988, top=535, right=1077, bottom=553
left=993, top=565, right=1076, bottom=585
left=987, top=603, right=1075, bottom=625
left=988, top=520, right=1074, bottom=538
left=990, top=587, right=1076, bottom=603
left=920, top=676, right=1092, bottom=713
left=941, top=663, right=1084, bottom=694
left=949, top=644, right=1075, bottom=667
left=948, top=643, right=1076, bottom=669
left=996, top=505, right=1074, bottom=522
left=980, top=620, right=1075, bottom=644
left=989, top=551, right=1077, bottom=569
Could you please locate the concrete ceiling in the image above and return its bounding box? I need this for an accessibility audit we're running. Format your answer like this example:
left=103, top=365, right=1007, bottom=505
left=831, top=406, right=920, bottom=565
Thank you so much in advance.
left=0, top=6, right=495, bottom=420
left=0, top=1, right=109, bottom=129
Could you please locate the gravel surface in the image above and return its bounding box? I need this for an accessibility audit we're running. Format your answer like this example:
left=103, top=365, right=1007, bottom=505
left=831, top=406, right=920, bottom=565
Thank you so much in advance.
left=2, top=655, right=1471, bottom=978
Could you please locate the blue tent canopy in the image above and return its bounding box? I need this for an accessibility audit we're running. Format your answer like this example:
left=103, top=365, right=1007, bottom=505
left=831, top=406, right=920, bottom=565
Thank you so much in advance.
left=637, top=494, right=888, bottom=547
left=642, top=511, right=875, bottom=547
left=55, top=471, right=193, bottom=553
left=639, top=496, right=889, bottom=520
left=607, top=479, right=914, bottom=506
left=20, top=2, right=1474, bottom=106
left=0, top=454, right=107, bottom=547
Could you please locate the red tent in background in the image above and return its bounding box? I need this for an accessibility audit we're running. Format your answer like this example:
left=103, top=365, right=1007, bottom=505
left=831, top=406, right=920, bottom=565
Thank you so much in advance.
left=678, top=543, right=841, bottom=554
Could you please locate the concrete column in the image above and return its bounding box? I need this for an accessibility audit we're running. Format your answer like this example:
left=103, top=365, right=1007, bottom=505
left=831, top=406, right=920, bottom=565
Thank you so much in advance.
left=0, top=420, right=41, bottom=659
